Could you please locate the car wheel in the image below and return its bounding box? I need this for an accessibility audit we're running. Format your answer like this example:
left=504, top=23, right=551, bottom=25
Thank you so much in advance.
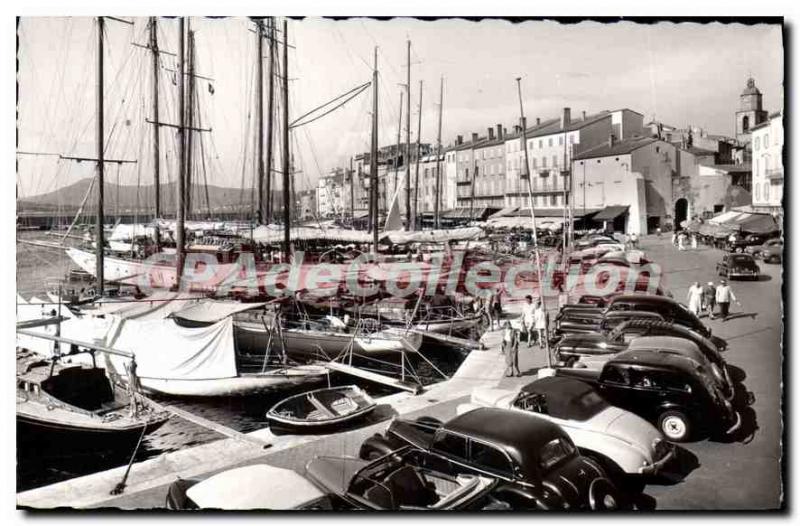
left=658, top=410, right=691, bottom=442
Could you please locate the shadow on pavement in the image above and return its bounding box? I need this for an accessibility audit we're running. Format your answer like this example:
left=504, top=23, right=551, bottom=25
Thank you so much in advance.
left=651, top=445, right=700, bottom=487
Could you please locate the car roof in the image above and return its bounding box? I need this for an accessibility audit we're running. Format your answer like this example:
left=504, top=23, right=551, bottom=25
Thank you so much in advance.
left=609, top=348, right=698, bottom=373
left=187, top=465, right=326, bottom=510
left=627, top=336, right=701, bottom=353
left=609, top=294, right=676, bottom=306
left=445, top=407, right=567, bottom=464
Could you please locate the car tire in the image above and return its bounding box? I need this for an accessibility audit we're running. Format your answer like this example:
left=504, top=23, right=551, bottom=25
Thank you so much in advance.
left=658, top=410, right=692, bottom=442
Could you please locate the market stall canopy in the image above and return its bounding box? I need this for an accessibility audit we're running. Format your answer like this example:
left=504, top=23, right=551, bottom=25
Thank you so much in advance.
left=732, top=213, right=779, bottom=234
left=708, top=210, right=744, bottom=224
left=593, top=205, right=630, bottom=222
left=442, top=207, right=499, bottom=221
left=487, top=207, right=519, bottom=220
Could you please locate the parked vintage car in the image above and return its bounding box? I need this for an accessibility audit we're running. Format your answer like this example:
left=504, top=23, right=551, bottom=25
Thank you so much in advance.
left=603, top=295, right=711, bottom=337
left=305, top=447, right=509, bottom=510
left=556, top=350, right=740, bottom=442
left=556, top=318, right=728, bottom=367
left=716, top=253, right=760, bottom=280
left=455, top=377, right=675, bottom=482
left=745, top=238, right=783, bottom=263
left=564, top=336, right=733, bottom=401
left=554, top=309, right=663, bottom=337
left=727, top=232, right=778, bottom=253
left=358, top=408, right=626, bottom=510
left=165, top=464, right=336, bottom=510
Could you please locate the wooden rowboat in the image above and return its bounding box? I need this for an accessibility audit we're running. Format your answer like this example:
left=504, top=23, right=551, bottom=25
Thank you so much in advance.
left=266, top=385, right=377, bottom=430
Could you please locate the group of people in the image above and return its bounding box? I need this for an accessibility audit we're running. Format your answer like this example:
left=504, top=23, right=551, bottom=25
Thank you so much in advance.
left=501, top=295, right=548, bottom=377
left=687, top=279, right=740, bottom=321
left=672, top=229, right=698, bottom=251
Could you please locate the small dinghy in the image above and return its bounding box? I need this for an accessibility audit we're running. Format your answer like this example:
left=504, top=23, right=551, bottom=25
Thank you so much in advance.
left=266, top=385, right=377, bottom=430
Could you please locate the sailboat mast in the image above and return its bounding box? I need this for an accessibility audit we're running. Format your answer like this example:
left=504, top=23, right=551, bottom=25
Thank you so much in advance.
left=281, top=18, right=291, bottom=261
left=149, top=17, right=161, bottom=250
left=176, top=17, right=186, bottom=285
left=434, top=76, right=443, bottom=229
left=96, top=16, right=105, bottom=296
left=413, top=80, right=422, bottom=230
left=370, top=47, right=379, bottom=252
left=405, top=40, right=411, bottom=231
left=256, top=18, right=265, bottom=225
left=394, top=92, right=403, bottom=197
left=265, top=17, right=276, bottom=223
left=185, top=27, right=195, bottom=220
left=516, top=76, right=551, bottom=366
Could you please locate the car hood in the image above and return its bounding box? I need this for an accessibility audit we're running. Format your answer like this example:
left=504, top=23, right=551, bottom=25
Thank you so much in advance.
left=588, top=407, right=660, bottom=455
left=305, top=456, right=369, bottom=497
left=469, top=388, right=516, bottom=409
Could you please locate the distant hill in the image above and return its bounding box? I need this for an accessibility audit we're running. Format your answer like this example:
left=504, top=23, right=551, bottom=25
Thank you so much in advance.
left=18, top=178, right=284, bottom=215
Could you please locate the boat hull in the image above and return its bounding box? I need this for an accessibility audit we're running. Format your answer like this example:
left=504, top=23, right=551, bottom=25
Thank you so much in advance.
left=135, top=366, right=329, bottom=397
left=266, top=385, right=377, bottom=431
left=234, top=322, right=421, bottom=359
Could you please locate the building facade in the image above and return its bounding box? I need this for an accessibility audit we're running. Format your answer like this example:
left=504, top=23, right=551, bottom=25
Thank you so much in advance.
left=750, top=111, right=783, bottom=213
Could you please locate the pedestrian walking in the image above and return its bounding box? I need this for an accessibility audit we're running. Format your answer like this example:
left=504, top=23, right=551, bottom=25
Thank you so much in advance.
left=534, top=300, right=547, bottom=348
left=703, top=281, right=716, bottom=319
left=501, top=321, right=521, bottom=377
left=671, top=231, right=677, bottom=246
left=656, top=226, right=662, bottom=238
left=687, top=281, right=704, bottom=316
left=715, top=279, right=740, bottom=321
left=630, top=232, right=639, bottom=249
left=492, top=289, right=504, bottom=329
left=521, top=295, right=536, bottom=347
left=691, top=234, right=698, bottom=250
left=678, top=231, right=686, bottom=251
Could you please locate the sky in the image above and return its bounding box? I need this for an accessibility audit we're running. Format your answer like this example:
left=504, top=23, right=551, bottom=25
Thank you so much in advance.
left=16, top=17, right=783, bottom=199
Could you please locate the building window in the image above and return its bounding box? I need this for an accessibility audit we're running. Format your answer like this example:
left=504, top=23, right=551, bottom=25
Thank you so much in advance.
left=531, top=158, right=536, bottom=169
left=548, top=138, right=553, bottom=147
left=764, top=182, right=770, bottom=201
left=569, top=135, right=575, bottom=144
left=552, top=155, right=558, bottom=168
left=755, top=136, right=760, bottom=151
left=542, top=157, right=547, bottom=168
left=755, top=183, right=760, bottom=201
left=550, top=194, right=557, bottom=206
left=538, top=139, right=543, bottom=149
left=764, top=134, right=769, bottom=146
left=743, top=115, right=750, bottom=132
left=559, top=136, right=563, bottom=146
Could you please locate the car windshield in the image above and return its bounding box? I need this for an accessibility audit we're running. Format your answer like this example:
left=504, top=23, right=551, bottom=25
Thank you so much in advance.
left=539, top=438, right=577, bottom=472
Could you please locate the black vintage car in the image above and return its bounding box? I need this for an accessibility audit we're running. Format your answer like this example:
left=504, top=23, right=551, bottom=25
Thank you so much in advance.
left=556, top=350, right=740, bottom=442
left=555, top=322, right=732, bottom=399
left=716, top=253, right=760, bottom=280
left=358, top=408, right=625, bottom=510
left=554, top=308, right=663, bottom=337
left=745, top=238, right=783, bottom=263
left=604, top=295, right=711, bottom=337
left=305, top=447, right=510, bottom=510
left=727, top=232, right=778, bottom=253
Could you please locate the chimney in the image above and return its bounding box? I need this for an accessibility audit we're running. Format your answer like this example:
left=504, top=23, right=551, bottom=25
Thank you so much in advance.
left=608, top=134, right=616, bottom=147
left=582, top=110, right=586, bottom=121
left=496, top=124, right=503, bottom=140
left=472, top=132, right=479, bottom=143
left=561, top=107, right=571, bottom=129
left=457, top=135, right=463, bottom=145
left=513, top=125, right=520, bottom=134
left=521, top=117, right=527, bottom=130
left=488, top=127, right=495, bottom=140
left=535, top=117, right=541, bottom=126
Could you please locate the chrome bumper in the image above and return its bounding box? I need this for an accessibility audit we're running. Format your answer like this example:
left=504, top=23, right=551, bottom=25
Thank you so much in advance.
left=726, top=411, right=742, bottom=435
left=638, top=446, right=676, bottom=475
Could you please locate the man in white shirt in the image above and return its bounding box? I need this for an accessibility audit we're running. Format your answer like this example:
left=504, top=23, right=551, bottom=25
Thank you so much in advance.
left=715, top=279, right=740, bottom=321
left=534, top=300, right=547, bottom=348
left=521, top=295, right=536, bottom=347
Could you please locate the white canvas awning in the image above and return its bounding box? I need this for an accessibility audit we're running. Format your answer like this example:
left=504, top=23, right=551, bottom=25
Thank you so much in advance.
left=251, top=226, right=373, bottom=244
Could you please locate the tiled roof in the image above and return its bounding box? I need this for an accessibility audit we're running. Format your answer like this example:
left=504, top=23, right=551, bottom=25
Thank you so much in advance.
left=681, top=146, right=716, bottom=156
left=573, top=135, right=659, bottom=160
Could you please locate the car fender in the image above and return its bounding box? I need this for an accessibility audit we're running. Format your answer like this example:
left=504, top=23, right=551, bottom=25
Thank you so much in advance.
left=573, top=430, right=648, bottom=475
left=492, top=483, right=556, bottom=510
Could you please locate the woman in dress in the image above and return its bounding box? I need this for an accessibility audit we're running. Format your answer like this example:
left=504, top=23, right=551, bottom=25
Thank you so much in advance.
left=687, top=281, right=704, bottom=316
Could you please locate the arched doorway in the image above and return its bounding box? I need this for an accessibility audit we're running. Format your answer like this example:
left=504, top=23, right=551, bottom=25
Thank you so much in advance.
left=674, top=198, right=688, bottom=230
